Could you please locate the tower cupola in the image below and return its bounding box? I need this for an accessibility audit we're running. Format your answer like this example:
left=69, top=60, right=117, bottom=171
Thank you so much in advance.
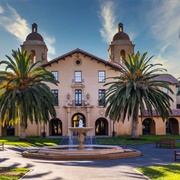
left=21, top=23, right=48, bottom=64
left=112, top=23, right=130, bottom=41
left=108, top=23, right=135, bottom=64
left=26, top=23, right=44, bottom=42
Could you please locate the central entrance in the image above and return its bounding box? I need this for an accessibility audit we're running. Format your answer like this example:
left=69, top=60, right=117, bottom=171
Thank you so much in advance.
left=72, top=113, right=86, bottom=127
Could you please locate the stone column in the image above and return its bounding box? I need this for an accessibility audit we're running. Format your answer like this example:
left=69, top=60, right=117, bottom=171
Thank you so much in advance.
left=37, top=122, right=40, bottom=136
left=86, top=107, right=90, bottom=127
left=110, top=120, right=112, bottom=136
left=46, top=122, right=49, bottom=136
left=67, top=107, right=71, bottom=135
left=111, top=120, right=116, bottom=136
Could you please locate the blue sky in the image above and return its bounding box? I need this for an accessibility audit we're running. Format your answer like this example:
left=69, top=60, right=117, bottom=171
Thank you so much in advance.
left=0, top=0, right=180, bottom=77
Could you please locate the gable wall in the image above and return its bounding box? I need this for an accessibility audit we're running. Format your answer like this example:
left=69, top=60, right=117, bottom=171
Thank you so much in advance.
left=44, top=53, right=121, bottom=136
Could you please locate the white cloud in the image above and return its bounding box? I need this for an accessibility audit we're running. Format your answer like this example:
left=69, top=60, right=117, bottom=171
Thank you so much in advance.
left=44, top=36, right=56, bottom=57
left=148, top=1, right=180, bottom=42
left=152, top=53, right=179, bottom=78
left=99, top=1, right=117, bottom=43
left=0, top=4, right=29, bottom=42
left=99, top=1, right=137, bottom=45
left=146, top=0, right=180, bottom=78
left=0, top=6, right=4, bottom=14
left=0, top=4, right=56, bottom=57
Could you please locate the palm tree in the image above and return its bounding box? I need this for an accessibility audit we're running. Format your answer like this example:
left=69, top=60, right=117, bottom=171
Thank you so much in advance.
left=104, top=52, right=173, bottom=139
left=0, top=49, right=59, bottom=139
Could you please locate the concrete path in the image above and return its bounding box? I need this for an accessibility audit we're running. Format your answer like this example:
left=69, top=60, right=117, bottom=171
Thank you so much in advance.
left=0, top=142, right=178, bottom=180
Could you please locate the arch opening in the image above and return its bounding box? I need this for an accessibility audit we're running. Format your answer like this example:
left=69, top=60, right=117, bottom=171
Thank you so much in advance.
left=1, top=125, right=15, bottom=136
left=72, top=113, right=86, bottom=127
left=95, top=118, right=108, bottom=135
left=30, top=50, right=36, bottom=63
left=166, top=118, right=179, bottom=134
left=120, top=50, right=125, bottom=63
left=142, top=118, right=156, bottom=135
left=49, top=118, right=62, bottom=136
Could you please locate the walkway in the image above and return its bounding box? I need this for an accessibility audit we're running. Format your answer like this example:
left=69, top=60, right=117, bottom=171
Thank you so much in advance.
left=0, top=138, right=178, bottom=180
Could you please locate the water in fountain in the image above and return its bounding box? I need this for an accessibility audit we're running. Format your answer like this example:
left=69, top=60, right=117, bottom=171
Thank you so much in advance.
left=85, top=129, right=93, bottom=149
left=68, top=129, right=78, bottom=149
left=68, top=119, right=93, bottom=149
left=22, top=121, right=140, bottom=160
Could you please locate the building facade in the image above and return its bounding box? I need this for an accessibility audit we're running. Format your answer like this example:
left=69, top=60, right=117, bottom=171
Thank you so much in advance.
left=0, top=23, right=180, bottom=137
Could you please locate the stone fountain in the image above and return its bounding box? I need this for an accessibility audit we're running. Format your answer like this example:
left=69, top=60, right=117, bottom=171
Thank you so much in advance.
left=21, top=119, right=141, bottom=160
left=68, top=119, right=93, bottom=150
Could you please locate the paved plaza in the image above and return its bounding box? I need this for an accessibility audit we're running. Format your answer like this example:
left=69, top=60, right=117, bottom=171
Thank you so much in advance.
left=0, top=140, right=178, bottom=180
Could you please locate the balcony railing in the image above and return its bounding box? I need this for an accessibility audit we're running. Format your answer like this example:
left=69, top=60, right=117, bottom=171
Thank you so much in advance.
left=71, top=79, right=85, bottom=88
left=71, top=100, right=86, bottom=106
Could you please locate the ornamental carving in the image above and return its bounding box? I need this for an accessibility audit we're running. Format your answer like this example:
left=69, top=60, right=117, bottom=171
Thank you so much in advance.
left=99, top=109, right=105, bottom=116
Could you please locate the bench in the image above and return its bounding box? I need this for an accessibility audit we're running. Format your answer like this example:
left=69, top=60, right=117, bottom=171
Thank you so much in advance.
left=0, top=142, right=4, bottom=150
left=174, top=151, right=180, bottom=161
left=156, top=138, right=176, bottom=148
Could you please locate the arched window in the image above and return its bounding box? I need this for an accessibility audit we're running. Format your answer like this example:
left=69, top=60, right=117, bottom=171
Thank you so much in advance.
left=120, top=50, right=125, bottom=63
left=166, top=118, right=179, bottom=134
left=50, top=118, right=62, bottom=136
left=30, top=50, right=36, bottom=63
left=142, top=118, right=156, bottom=135
left=95, top=118, right=108, bottom=135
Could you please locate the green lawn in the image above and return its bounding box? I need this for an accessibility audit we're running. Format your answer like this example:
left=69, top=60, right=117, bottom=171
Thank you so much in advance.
left=0, top=136, right=61, bottom=146
left=0, top=137, right=60, bottom=179
left=0, top=167, right=29, bottom=180
left=0, top=135, right=179, bottom=180
left=136, top=164, right=180, bottom=180
left=97, top=133, right=180, bottom=180
left=0, top=135, right=180, bottom=147
left=97, top=135, right=180, bottom=147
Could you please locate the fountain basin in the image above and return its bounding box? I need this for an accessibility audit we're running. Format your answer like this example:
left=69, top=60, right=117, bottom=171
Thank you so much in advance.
left=21, top=145, right=141, bottom=161
left=68, top=127, right=93, bottom=150
left=68, top=127, right=94, bottom=133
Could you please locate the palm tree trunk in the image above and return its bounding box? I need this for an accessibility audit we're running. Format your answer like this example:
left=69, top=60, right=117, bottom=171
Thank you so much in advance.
left=19, top=123, right=26, bottom=140
left=132, top=104, right=139, bottom=139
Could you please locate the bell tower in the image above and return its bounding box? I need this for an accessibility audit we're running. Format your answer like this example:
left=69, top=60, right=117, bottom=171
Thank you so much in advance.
left=108, top=23, right=135, bottom=64
left=21, top=23, right=48, bottom=64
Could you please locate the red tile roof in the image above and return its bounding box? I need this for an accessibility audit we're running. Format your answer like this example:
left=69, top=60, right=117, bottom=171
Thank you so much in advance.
left=154, top=74, right=178, bottom=84
left=142, top=109, right=180, bottom=117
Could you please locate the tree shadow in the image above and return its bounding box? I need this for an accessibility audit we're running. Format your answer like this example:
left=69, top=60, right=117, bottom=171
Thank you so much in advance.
left=22, top=170, right=53, bottom=179
left=0, top=161, right=54, bottom=179
left=0, top=158, right=9, bottom=162
left=119, top=171, right=149, bottom=179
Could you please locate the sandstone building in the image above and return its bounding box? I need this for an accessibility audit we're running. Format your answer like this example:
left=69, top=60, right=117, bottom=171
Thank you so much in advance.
left=1, top=23, right=180, bottom=137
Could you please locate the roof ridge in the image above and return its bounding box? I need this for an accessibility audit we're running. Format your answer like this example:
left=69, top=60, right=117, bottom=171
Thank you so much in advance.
left=42, top=48, right=120, bottom=69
